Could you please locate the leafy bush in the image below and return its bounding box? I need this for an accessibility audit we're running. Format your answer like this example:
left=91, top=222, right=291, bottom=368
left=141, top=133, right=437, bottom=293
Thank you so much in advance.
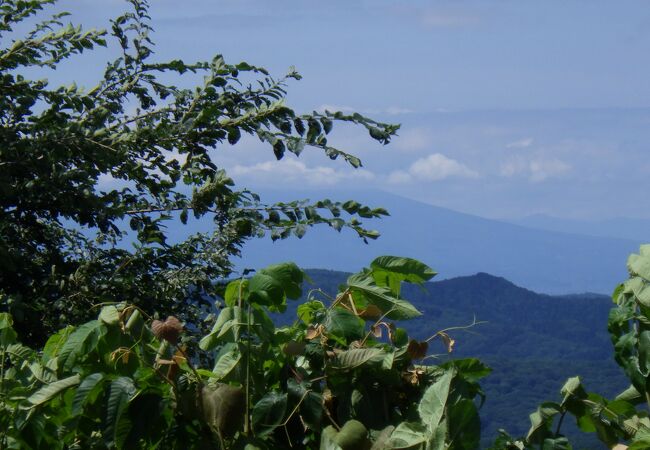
left=0, top=0, right=396, bottom=346
left=0, top=256, right=491, bottom=449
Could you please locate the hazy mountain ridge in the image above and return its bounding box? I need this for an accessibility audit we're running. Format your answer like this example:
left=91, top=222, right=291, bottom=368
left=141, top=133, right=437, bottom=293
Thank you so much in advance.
left=509, top=213, right=650, bottom=242
left=241, top=191, right=641, bottom=294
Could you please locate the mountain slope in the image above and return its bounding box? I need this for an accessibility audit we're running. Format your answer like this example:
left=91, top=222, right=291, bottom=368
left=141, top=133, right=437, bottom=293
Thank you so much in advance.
left=294, top=269, right=627, bottom=447
left=510, top=214, right=650, bottom=242
left=240, top=191, right=641, bottom=294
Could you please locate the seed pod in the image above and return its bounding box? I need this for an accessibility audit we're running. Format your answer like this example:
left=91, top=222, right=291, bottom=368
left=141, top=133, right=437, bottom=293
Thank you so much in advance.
left=283, top=340, right=306, bottom=356
left=151, top=316, right=183, bottom=344
left=201, top=384, right=246, bottom=438
left=334, top=419, right=370, bottom=450
left=320, top=425, right=339, bottom=448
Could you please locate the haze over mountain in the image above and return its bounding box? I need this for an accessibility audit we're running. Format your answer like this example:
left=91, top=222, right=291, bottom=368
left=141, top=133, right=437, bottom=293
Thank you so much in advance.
left=508, top=214, right=650, bottom=242
left=239, top=191, right=641, bottom=294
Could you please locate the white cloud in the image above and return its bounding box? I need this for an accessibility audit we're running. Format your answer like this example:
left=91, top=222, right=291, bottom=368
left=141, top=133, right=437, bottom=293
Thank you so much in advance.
left=394, top=127, right=433, bottom=152
left=500, top=156, right=571, bottom=182
left=528, top=159, right=571, bottom=182
left=383, top=106, right=414, bottom=115
left=317, top=104, right=413, bottom=115
left=387, top=170, right=411, bottom=184
left=388, top=153, right=478, bottom=184
left=230, top=158, right=375, bottom=186
left=318, top=104, right=356, bottom=114
left=506, top=137, right=534, bottom=149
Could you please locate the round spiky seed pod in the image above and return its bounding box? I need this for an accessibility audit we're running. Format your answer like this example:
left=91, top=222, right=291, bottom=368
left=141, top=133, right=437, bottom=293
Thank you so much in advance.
left=151, top=316, right=183, bottom=344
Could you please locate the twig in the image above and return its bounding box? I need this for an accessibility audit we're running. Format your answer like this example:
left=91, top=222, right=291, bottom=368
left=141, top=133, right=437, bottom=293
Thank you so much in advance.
left=425, top=315, right=486, bottom=343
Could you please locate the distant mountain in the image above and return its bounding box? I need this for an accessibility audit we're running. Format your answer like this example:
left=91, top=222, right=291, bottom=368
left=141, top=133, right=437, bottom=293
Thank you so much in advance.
left=301, top=269, right=616, bottom=361
left=290, top=269, right=627, bottom=448
left=239, top=191, right=642, bottom=294
left=509, top=213, right=650, bottom=242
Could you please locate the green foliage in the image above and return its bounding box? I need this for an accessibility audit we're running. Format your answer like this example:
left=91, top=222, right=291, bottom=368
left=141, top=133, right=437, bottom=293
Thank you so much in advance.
left=0, top=256, right=493, bottom=449
left=0, top=0, right=398, bottom=345
left=5, top=2, right=650, bottom=450
left=285, top=269, right=629, bottom=447
left=488, top=245, right=650, bottom=450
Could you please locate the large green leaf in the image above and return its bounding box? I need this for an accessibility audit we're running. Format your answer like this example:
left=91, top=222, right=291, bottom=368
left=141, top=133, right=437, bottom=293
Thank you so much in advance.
left=212, top=343, right=241, bottom=380
left=224, top=279, right=249, bottom=307
left=526, top=402, right=561, bottom=443
left=440, top=358, right=492, bottom=383
left=258, top=262, right=303, bottom=299
left=629, top=437, right=650, bottom=450
left=427, top=419, right=448, bottom=450
left=199, top=307, right=243, bottom=350
left=287, top=379, right=322, bottom=430
left=0, top=312, right=17, bottom=347
left=324, top=307, right=365, bottom=342
left=419, top=368, right=454, bottom=433
left=251, top=304, right=276, bottom=342
left=447, top=399, right=480, bottom=449
left=245, top=262, right=303, bottom=309
left=42, top=326, right=74, bottom=362
left=297, top=300, right=325, bottom=325
left=636, top=284, right=650, bottom=308
left=560, top=376, right=588, bottom=407
left=615, top=385, right=644, bottom=404
left=56, top=320, right=103, bottom=374
left=330, top=348, right=386, bottom=371
left=99, top=305, right=121, bottom=326
left=541, top=437, right=572, bottom=450
left=370, top=256, right=436, bottom=295
left=28, top=359, right=58, bottom=384
left=5, top=343, right=33, bottom=364
left=387, top=422, right=428, bottom=449
left=347, top=273, right=421, bottom=320
left=640, top=244, right=650, bottom=256
left=0, top=312, right=13, bottom=330
left=27, top=374, right=81, bottom=406
left=72, top=373, right=105, bottom=416
left=248, top=273, right=285, bottom=307
left=638, top=331, right=650, bottom=376
left=252, top=391, right=288, bottom=437
left=105, top=377, right=136, bottom=449
left=628, top=249, right=650, bottom=281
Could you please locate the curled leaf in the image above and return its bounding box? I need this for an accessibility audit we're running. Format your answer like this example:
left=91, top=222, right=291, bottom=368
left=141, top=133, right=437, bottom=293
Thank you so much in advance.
left=403, top=367, right=425, bottom=386
left=439, top=332, right=455, bottom=353
left=407, top=339, right=428, bottom=360
left=359, top=304, right=383, bottom=321
left=305, top=324, right=324, bottom=340
left=109, top=347, right=132, bottom=365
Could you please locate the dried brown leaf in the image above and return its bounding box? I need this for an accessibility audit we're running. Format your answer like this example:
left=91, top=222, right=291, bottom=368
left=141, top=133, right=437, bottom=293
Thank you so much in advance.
left=407, top=339, right=428, bottom=360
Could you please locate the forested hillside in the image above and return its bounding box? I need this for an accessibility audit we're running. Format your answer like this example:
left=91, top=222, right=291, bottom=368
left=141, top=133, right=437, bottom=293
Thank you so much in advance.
left=278, top=269, right=628, bottom=448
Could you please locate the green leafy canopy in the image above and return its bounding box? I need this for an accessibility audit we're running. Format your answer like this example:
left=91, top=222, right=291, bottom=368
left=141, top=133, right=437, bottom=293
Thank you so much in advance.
left=0, top=0, right=399, bottom=344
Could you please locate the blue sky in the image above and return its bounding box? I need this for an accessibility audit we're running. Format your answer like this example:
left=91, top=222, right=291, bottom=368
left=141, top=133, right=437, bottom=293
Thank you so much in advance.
left=30, top=1, right=650, bottom=220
